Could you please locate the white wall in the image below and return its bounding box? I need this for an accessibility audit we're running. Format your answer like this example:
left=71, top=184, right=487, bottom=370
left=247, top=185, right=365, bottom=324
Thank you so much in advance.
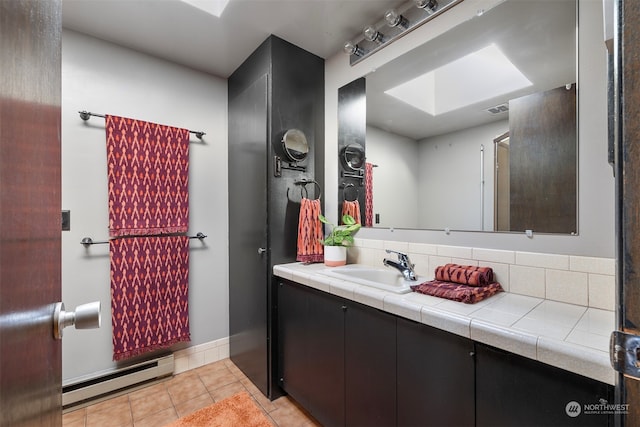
left=418, top=120, right=507, bottom=230
left=366, top=125, right=419, bottom=228
left=325, top=0, right=614, bottom=258
left=61, top=30, right=229, bottom=382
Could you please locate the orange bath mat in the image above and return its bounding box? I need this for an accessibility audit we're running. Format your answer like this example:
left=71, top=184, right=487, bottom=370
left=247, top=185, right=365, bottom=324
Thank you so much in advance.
left=164, top=392, right=273, bottom=427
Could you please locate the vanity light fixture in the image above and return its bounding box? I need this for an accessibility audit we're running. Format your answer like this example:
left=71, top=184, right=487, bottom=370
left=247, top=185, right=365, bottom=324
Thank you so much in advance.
left=343, top=0, right=462, bottom=65
left=384, top=9, right=408, bottom=29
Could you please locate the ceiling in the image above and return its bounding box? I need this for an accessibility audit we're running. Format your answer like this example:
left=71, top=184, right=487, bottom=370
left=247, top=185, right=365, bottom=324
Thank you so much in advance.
left=62, top=0, right=405, bottom=78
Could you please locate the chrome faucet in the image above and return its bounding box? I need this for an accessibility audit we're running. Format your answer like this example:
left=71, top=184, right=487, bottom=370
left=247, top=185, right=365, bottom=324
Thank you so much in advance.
left=383, top=249, right=417, bottom=281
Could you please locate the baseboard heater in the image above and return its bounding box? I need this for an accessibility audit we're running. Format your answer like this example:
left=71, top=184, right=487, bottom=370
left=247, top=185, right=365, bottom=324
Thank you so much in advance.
left=62, top=354, right=174, bottom=407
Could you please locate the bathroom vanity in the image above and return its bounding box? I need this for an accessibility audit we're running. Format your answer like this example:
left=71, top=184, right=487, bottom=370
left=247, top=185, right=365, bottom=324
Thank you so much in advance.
left=274, top=263, right=614, bottom=426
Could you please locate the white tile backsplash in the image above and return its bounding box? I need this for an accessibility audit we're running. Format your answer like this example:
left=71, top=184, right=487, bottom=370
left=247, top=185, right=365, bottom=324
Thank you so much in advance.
left=480, top=262, right=510, bottom=292
left=570, top=256, right=615, bottom=275
left=383, top=241, right=409, bottom=253
left=408, top=242, right=438, bottom=255
left=353, top=238, right=384, bottom=249
left=545, top=269, right=588, bottom=306
left=509, top=265, right=546, bottom=298
left=351, top=240, right=615, bottom=310
left=516, top=251, right=570, bottom=270
left=437, top=245, right=473, bottom=259
left=472, top=248, right=516, bottom=264
left=588, top=273, right=616, bottom=310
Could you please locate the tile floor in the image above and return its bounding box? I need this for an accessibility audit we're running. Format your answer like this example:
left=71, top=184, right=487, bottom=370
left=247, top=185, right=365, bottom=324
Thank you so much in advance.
left=62, top=358, right=320, bottom=427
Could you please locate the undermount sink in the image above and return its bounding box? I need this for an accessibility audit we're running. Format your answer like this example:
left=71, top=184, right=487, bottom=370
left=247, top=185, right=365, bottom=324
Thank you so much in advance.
left=319, top=264, right=424, bottom=294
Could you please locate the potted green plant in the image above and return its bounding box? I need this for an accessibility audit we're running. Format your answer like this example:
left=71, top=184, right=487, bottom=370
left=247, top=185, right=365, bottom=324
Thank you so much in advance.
left=319, top=214, right=361, bottom=266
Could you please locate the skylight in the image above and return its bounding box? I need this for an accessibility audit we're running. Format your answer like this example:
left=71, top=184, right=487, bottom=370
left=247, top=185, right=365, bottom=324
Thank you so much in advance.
left=180, top=0, right=231, bottom=18
left=384, top=44, right=532, bottom=116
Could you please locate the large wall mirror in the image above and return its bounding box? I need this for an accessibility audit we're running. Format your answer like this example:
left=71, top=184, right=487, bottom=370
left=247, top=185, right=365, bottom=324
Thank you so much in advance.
left=338, top=0, right=578, bottom=234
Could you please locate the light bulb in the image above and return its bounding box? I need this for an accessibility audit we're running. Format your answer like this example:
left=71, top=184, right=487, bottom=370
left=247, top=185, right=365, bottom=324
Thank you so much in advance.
left=384, top=9, right=408, bottom=28
left=343, top=41, right=363, bottom=56
left=414, top=0, right=438, bottom=13
left=363, top=25, right=383, bottom=43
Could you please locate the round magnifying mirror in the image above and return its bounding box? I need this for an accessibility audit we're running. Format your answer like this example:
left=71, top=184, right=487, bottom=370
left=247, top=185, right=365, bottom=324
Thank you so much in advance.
left=282, top=129, right=309, bottom=162
left=342, top=143, right=365, bottom=170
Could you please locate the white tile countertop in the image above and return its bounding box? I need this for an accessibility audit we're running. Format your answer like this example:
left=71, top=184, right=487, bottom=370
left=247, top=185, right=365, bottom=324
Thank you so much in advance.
left=273, top=262, right=616, bottom=386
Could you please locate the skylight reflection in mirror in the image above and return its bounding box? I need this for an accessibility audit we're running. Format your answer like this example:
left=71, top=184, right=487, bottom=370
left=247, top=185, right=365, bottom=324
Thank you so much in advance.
left=384, top=44, right=533, bottom=116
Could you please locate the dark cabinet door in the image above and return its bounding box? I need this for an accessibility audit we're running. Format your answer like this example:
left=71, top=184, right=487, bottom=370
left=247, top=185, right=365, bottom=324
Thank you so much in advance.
left=305, top=287, right=345, bottom=426
left=345, top=302, right=397, bottom=427
left=228, top=74, right=270, bottom=396
left=476, top=343, right=613, bottom=427
left=277, top=280, right=310, bottom=405
left=396, top=318, right=475, bottom=427
left=278, top=280, right=345, bottom=426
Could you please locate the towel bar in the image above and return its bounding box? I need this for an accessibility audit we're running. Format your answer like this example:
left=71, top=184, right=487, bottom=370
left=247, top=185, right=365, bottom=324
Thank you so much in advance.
left=78, top=110, right=206, bottom=140
left=81, top=232, right=207, bottom=247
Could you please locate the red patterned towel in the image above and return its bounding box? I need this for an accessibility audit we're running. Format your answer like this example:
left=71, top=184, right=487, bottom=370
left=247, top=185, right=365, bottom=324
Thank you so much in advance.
left=106, top=115, right=189, bottom=237
left=435, top=263, right=494, bottom=287
left=364, top=162, right=374, bottom=227
left=110, top=236, right=190, bottom=361
left=297, top=198, right=324, bottom=263
left=411, top=280, right=503, bottom=304
left=342, top=199, right=362, bottom=224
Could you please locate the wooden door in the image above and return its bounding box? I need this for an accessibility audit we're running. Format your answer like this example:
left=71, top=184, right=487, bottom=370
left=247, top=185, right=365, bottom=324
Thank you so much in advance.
left=0, top=0, right=62, bottom=425
left=508, top=85, right=577, bottom=233
left=494, top=133, right=510, bottom=232
left=615, top=0, right=640, bottom=424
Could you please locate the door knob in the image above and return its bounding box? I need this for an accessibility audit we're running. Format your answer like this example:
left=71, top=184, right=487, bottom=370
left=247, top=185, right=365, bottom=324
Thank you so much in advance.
left=53, top=301, right=101, bottom=340
left=257, top=247, right=267, bottom=254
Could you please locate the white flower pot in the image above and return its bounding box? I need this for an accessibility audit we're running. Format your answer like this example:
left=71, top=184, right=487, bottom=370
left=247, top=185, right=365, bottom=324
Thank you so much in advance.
left=324, top=246, right=347, bottom=267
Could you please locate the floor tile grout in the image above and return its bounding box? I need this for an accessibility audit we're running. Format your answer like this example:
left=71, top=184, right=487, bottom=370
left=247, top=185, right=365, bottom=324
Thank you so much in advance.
left=63, top=358, right=319, bottom=427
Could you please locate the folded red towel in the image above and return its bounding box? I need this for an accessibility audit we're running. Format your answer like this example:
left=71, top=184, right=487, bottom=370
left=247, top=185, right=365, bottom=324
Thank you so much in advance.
left=435, top=263, right=494, bottom=287
left=411, top=280, right=503, bottom=304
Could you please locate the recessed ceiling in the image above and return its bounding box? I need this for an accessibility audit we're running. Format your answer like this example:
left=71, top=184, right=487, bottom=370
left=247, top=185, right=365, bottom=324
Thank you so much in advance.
left=62, top=0, right=405, bottom=78
left=385, top=43, right=533, bottom=116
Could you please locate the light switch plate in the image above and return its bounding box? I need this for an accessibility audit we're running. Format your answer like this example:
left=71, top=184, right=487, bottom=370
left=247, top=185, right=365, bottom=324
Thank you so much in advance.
left=62, top=210, right=70, bottom=231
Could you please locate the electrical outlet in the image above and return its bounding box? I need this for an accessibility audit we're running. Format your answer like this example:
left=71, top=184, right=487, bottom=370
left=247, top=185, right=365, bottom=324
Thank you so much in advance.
left=62, top=210, right=70, bottom=231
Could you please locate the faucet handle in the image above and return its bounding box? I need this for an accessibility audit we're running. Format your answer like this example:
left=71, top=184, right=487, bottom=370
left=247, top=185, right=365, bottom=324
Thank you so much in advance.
left=385, top=249, right=413, bottom=266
